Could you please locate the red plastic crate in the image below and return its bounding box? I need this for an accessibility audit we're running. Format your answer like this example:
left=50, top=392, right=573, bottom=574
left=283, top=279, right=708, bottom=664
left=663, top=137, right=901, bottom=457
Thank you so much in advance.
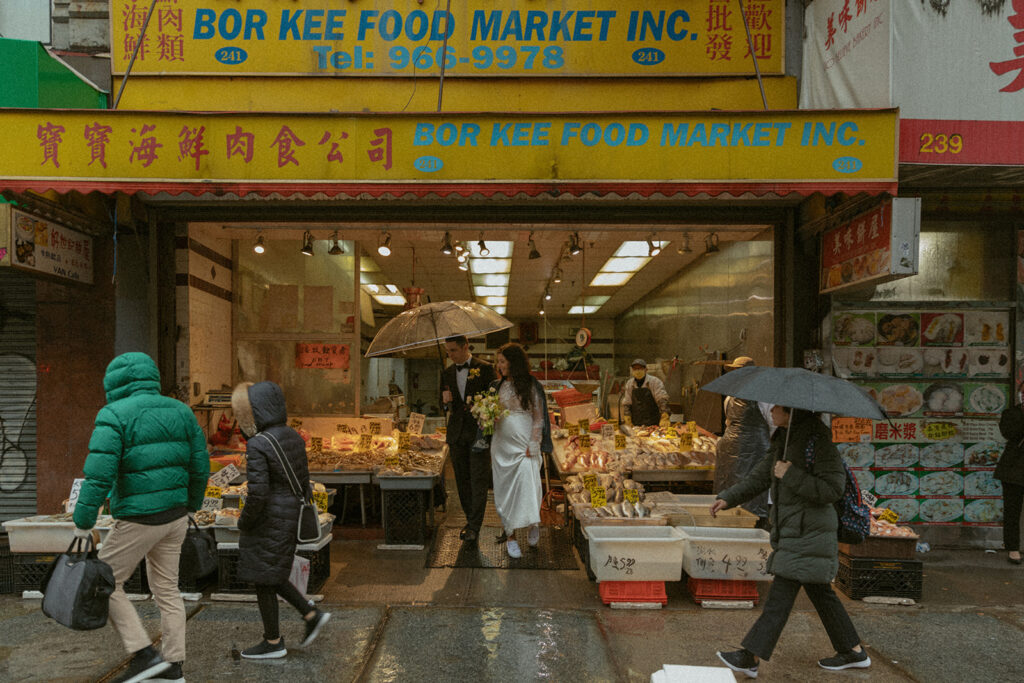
left=599, top=580, right=667, bottom=605
left=687, top=577, right=759, bottom=605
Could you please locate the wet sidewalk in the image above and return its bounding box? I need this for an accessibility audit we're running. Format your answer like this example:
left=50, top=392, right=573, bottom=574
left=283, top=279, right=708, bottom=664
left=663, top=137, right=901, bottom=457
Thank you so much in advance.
left=1, top=534, right=1022, bottom=682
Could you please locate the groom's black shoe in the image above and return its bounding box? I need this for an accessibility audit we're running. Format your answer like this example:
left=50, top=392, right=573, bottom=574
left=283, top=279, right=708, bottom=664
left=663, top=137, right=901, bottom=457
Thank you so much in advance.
left=459, top=526, right=469, bottom=540
left=495, top=530, right=508, bottom=544
left=463, top=529, right=479, bottom=544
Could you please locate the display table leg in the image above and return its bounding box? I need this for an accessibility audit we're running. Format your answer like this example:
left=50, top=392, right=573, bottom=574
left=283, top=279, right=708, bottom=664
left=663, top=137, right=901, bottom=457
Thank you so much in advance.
left=359, top=483, right=367, bottom=527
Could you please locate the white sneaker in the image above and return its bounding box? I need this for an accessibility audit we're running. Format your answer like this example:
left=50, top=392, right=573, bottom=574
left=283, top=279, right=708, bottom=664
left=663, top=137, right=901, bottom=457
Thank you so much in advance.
left=527, top=526, right=540, bottom=547
left=506, top=540, right=522, bottom=558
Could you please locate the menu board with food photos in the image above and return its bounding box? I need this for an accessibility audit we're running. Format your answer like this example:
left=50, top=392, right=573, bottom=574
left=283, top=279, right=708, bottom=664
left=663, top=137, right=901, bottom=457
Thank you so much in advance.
left=831, top=307, right=1011, bottom=526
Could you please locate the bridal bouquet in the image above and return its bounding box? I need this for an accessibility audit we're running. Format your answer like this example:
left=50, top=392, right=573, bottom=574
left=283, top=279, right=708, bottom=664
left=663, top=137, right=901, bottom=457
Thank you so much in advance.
left=469, top=387, right=508, bottom=436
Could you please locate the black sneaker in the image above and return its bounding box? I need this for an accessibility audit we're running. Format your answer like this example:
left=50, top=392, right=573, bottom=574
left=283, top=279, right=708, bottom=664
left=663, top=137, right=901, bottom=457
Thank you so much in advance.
left=240, top=639, right=287, bottom=660
left=112, top=646, right=172, bottom=683
left=149, top=662, right=185, bottom=682
left=717, top=649, right=759, bottom=679
left=301, top=610, right=332, bottom=647
left=819, top=649, right=871, bottom=671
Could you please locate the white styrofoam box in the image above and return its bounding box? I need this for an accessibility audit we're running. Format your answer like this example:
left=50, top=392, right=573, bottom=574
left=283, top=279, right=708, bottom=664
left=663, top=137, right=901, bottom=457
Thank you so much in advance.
left=585, top=525, right=685, bottom=582
left=3, top=516, right=113, bottom=553
left=676, top=526, right=773, bottom=581
left=651, top=664, right=737, bottom=682
left=212, top=513, right=333, bottom=544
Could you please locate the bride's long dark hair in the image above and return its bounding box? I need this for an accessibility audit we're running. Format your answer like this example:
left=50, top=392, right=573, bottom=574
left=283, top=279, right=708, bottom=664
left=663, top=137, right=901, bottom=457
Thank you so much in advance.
left=498, top=342, right=534, bottom=411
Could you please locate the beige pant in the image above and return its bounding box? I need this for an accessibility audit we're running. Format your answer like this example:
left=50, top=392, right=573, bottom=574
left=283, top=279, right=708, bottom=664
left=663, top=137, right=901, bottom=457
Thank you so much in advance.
left=98, top=516, right=188, bottom=662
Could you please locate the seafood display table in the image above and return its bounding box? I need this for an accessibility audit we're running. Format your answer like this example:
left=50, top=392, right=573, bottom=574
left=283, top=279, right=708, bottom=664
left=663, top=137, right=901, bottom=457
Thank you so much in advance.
left=310, top=471, right=373, bottom=527
left=550, top=441, right=715, bottom=484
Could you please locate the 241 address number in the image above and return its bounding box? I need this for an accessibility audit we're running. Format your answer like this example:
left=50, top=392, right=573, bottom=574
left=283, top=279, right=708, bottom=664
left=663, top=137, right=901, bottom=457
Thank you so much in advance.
left=918, top=133, right=963, bottom=154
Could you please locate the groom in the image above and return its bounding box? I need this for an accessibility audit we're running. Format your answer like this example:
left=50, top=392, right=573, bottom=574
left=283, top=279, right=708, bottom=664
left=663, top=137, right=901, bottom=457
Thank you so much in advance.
left=442, top=335, right=496, bottom=544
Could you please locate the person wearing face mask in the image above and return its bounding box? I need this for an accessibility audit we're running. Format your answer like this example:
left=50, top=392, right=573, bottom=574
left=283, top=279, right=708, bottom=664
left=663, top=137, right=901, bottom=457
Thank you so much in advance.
left=622, top=359, right=671, bottom=429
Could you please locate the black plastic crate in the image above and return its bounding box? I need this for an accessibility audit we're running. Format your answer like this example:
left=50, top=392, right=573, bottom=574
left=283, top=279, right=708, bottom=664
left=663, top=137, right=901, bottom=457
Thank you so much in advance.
left=570, top=517, right=595, bottom=582
left=835, top=555, right=923, bottom=600
left=0, top=536, right=15, bottom=594
left=382, top=490, right=431, bottom=545
left=13, top=553, right=59, bottom=592
left=217, top=543, right=330, bottom=595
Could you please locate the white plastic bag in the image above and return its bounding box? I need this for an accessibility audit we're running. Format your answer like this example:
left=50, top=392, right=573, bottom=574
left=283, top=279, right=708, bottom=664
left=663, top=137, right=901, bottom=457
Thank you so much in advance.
left=289, top=554, right=310, bottom=595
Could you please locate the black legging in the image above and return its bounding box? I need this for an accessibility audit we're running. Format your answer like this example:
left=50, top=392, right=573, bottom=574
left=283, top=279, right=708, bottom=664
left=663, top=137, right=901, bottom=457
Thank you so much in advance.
left=255, top=581, right=313, bottom=641
left=1004, top=481, right=1024, bottom=553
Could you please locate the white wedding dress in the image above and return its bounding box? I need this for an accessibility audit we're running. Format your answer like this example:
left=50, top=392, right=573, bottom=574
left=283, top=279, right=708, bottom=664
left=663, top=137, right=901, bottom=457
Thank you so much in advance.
left=490, top=381, right=544, bottom=533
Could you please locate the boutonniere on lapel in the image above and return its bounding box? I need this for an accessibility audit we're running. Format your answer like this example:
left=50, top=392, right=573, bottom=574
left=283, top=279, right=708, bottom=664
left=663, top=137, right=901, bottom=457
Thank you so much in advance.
left=468, top=367, right=481, bottom=379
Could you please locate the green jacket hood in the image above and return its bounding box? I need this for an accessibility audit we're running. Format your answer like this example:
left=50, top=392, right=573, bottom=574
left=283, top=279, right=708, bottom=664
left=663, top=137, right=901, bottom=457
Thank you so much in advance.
left=104, top=352, right=161, bottom=403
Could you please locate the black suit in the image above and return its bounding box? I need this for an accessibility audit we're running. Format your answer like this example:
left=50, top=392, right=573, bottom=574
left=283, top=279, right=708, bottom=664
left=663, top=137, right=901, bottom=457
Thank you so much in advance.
left=442, top=357, right=496, bottom=533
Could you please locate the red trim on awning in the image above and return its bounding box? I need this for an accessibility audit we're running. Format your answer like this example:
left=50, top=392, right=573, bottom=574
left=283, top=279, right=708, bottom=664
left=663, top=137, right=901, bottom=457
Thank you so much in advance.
left=0, top=180, right=897, bottom=199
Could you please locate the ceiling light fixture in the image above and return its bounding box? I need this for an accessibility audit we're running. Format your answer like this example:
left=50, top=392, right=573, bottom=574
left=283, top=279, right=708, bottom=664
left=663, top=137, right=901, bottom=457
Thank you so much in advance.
left=328, top=230, right=344, bottom=255
left=441, top=231, right=453, bottom=255
left=253, top=233, right=265, bottom=254
left=705, top=232, right=720, bottom=254
left=552, top=267, right=563, bottom=284
left=678, top=234, right=692, bottom=255
left=539, top=305, right=545, bottom=316
left=477, top=233, right=490, bottom=257
left=458, top=259, right=469, bottom=272
left=648, top=234, right=662, bottom=257
left=568, top=232, right=582, bottom=256
left=301, top=230, right=314, bottom=256
left=456, top=249, right=468, bottom=263
left=544, top=287, right=552, bottom=301
left=528, top=232, right=541, bottom=260
left=377, top=231, right=392, bottom=257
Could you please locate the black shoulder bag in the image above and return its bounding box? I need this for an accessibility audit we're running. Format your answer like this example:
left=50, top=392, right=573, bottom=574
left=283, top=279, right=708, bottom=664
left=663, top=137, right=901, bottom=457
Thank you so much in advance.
left=256, top=432, right=321, bottom=544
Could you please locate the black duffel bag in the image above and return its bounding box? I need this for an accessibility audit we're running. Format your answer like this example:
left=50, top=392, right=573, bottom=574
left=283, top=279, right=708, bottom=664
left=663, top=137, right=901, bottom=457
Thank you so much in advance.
left=40, top=536, right=115, bottom=631
left=179, top=516, right=218, bottom=580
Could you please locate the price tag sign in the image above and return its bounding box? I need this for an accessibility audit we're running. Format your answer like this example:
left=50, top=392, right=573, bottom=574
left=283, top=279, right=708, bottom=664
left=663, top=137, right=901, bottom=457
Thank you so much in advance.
left=398, top=432, right=411, bottom=449
left=312, top=490, right=329, bottom=513
left=862, top=490, right=878, bottom=507
left=201, top=497, right=223, bottom=511
left=567, top=423, right=580, bottom=437
left=289, top=418, right=303, bottom=428
left=686, top=420, right=698, bottom=435
left=436, top=426, right=447, bottom=435
left=384, top=454, right=401, bottom=469
left=923, top=421, right=959, bottom=441
left=609, top=419, right=619, bottom=429
left=879, top=507, right=899, bottom=524
left=666, top=428, right=679, bottom=439
left=310, top=437, right=323, bottom=454
left=204, top=485, right=223, bottom=499
left=614, top=433, right=627, bottom=450
left=679, top=433, right=694, bottom=450
left=579, top=434, right=592, bottom=451
left=590, top=486, right=607, bottom=507
left=369, top=421, right=382, bottom=435
left=336, top=423, right=351, bottom=433
left=601, top=424, right=615, bottom=440
left=578, top=418, right=590, bottom=433
left=407, top=412, right=426, bottom=434
left=208, top=464, right=240, bottom=488
left=582, top=473, right=598, bottom=490
left=623, top=488, right=640, bottom=504
left=66, top=478, right=84, bottom=513
left=832, top=417, right=874, bottom=443
left=359, top=433, right=373, bottom=450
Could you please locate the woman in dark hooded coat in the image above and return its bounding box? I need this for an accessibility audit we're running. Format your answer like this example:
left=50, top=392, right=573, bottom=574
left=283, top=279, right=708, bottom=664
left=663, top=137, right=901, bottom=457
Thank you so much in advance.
left=231, top=381, right=331, bottom=659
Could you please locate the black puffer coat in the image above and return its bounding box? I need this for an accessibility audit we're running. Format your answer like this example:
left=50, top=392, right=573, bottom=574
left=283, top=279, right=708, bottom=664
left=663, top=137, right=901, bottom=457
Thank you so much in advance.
left=996, top=405, right=1024, bottom=486
left=233, top=381, right=311, bottom=586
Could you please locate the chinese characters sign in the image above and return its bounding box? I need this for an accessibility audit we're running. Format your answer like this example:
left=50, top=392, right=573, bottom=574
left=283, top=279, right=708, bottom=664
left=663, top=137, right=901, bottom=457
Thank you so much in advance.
left=110, top=0, right=784, bottom=77
left=819, top=198, right=919, bottom=294
left=0, top=206, right=94, bottom=284
left=0, top=109, right=898, bottom=191
left=295, top=343, right=351, bottom=369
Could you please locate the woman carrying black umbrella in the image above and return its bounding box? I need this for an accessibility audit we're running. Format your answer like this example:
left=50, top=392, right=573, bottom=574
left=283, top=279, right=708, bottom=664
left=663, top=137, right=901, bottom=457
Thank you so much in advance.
left=711, top=404, right=871, bottom=678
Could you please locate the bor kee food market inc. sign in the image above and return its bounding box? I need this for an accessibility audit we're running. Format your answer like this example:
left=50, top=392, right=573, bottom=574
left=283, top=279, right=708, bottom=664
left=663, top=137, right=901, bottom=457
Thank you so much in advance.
left=820, top=197, right=920, bottom=294
left=0, top=205, right=94, bottom=284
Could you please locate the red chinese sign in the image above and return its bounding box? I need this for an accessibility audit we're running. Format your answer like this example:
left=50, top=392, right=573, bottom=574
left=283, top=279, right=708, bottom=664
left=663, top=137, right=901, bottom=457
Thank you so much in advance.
left=295, top=343, right=350, bottom=370
left=820, top=201, right=891, bottom=291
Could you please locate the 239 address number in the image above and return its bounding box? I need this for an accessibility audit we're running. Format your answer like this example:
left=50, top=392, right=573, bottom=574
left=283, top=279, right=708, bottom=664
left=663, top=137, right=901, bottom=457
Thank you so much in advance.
left=919, top=133, right=963, bottom=154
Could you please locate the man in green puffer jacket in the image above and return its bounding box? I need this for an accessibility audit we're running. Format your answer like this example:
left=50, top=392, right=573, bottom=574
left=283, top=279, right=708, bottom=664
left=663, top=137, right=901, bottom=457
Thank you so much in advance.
left=711, top=405, right=871, bottom=679
left=73, top=352, right=209, bottom=683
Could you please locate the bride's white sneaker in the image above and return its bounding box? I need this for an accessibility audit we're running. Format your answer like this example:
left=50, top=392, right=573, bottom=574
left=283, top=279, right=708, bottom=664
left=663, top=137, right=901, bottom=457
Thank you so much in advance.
left=506, top=540, right=522, bottom=558
left=527, top=526, right=540, bottom=547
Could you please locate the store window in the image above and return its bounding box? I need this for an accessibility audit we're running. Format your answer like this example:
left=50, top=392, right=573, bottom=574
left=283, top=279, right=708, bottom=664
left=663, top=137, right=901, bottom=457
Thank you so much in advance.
left=234, top=238, right=358, bottom=415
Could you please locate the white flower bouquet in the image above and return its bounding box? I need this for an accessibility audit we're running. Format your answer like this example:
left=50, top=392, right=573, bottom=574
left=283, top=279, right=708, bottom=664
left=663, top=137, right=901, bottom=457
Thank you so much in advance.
left=468, top=387, right=509, bottom=436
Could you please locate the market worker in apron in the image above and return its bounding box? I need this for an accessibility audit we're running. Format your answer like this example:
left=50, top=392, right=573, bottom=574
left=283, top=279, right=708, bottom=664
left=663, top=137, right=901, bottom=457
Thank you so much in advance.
left=622, top=358, right=671, bottom=428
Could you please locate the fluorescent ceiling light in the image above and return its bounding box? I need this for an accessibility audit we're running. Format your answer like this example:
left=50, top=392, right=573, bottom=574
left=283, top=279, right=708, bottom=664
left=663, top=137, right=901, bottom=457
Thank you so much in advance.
left=491, top=305, right=506, bottom=314
left=568, top=305, right=600, bottom=315
left=372, top=294, right=407, bottom=306
left=600, top=257, right=650, bottom=272
left=384, top=284, right=399, bottom=293
left=590, top=272, right=634, bottom=287
left=470, top=258, right=511, bottom=273
left=473, top=274, right=508, bottom=286
left=364, top=284, right=380, bottom=293
left=481, top=296, right=507, bottom=306
left=613, top=241, right=654, bottom=257
left=469, top=241, right=513, bottom=258
left=584, top=295, right=611, bottom=306
left=474, top=286, right=506, bottom=297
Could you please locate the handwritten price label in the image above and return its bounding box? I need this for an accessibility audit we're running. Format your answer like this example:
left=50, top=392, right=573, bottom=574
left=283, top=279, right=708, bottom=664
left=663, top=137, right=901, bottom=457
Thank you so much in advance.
left=578, top=418, right=590, bottom=432
left=686, top=421, right=698, bottom=435
left=201, top=497, right=223, bottom=511
left=679, top=433, right=694, bottom=450
left=667, top=428, right=679, bottom=438
left=590, top=485, right=607, bottom=507
left=879, top=508, right=899, bottom=524
left=384, top=454, right=401, bottom=469
left=609, top=419, right=619, bottom=429
left=336, top=423, right=352, bottom=433
left=582, top=473, right=598, bottom=490
left=601, top=424, right=615, bottom=439
left=436, top=426, right=447, bottom=434
left=208, top=464, right=239, bottom=488
left=614, top=433, right=627, bottom=450
left=398, top=432, right=411, bottom=449
left=580, top=434, right=592, bottom=451
left=312, top=490, right=329, bottom=513
left=359, top=433, right=373, bottom=450
left=567, top=423, right=580, bottom=437
left=832, top=417, right=874, bottom=443
left=204, top=485, right=222, bottom=499
left=310, top=437, right=323, bottom=454
left=369, top=421, right=382, bottom=435
left=407, top=412, right=425, bottom=434
left=623, top=488, right=640, bottom=504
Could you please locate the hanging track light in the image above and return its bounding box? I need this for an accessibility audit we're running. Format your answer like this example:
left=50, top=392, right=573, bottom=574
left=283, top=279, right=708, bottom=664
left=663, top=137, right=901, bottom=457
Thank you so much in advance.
left=328, top=230, right=344, bottom=255
left=569, top=232, right=582, bottom=256
left=301, top=230, right=314, bottom=256
left=544, top=287, right=552, bottom=301
left=648, top=234, right=662, bottom=257
left=253, top=233, right=265, bottom=254
left=552, top=267, right=563, bottom=284
left=677, top=234, right=692, bottom=255
left=377, top=231, right=392, bottom=257
left=705, top=232, right=720, bottom=254
left=441, top=231, right=454, bottom=255
left=477, top=232, right=490, bottom=257
left=528, top=232, right=541, bottom=260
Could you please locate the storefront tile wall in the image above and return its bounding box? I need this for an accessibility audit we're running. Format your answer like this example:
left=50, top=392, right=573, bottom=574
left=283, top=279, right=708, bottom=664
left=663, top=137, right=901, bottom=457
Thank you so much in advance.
left=34, top=235, right=115, bottom=514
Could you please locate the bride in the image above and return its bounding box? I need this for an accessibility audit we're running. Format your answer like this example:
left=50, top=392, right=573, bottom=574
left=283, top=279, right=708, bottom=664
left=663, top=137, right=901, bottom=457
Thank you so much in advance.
left=491, top=343, right=546, bottom=558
